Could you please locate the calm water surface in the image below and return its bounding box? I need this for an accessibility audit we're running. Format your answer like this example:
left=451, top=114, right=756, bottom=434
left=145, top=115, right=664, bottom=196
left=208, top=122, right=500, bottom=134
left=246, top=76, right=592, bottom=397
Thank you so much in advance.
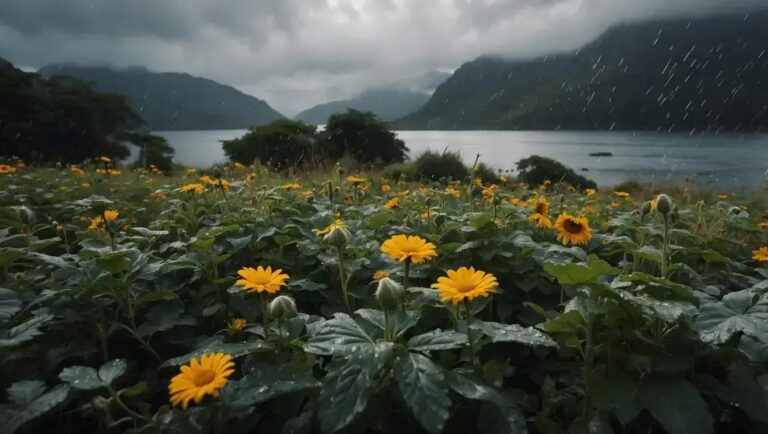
left=155, top=129, right=768, bottom=188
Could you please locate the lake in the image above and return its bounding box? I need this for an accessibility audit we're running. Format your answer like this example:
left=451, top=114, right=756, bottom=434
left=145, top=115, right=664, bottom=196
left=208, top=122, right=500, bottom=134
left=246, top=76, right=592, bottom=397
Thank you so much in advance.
left=154, top=129, right=768, bottom=188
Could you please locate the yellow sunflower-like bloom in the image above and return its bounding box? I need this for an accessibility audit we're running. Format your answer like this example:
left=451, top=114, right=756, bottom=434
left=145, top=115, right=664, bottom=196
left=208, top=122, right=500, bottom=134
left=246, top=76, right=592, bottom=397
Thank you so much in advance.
left=236, top=266, right=289, bottom=294
left=372, top=270, right=390, bottom=281
left=431, top=266, right=498, bottom=304
left=88, top=210, right=119, bottom=230
left=758, top=222, right=768, bottom=230
left=99, top=156, right=112, bottom=163
left=381, top=234, right=437, bottom=264
left=445, top=187, right=460, bottom=198
left=346, top=175, right=366, bottom=184
left=529, top=213, right=553, bottom=228
left=383, top=197, right=400, bottom=209
left=718, top=194, right=729, bottom=200
left=752, top=247, right=768, bottom=262
left=282, top=182, right=302, bottom=191
left=555, top=213, right=593, bottom=246
left=614, top=191, right=630, bottom=198
left=180, top=183, right=204, bottom=193
left=381, top=184, right=391, bottom=192
left=0, top=164, right=17, bottom=174
left=168, top=353, right=235, bottom=409
left=585, top=188, right=596, bottom=197
left=313, top=219, right=347, bottom=236
left=228, top=318, right=247, bottom=333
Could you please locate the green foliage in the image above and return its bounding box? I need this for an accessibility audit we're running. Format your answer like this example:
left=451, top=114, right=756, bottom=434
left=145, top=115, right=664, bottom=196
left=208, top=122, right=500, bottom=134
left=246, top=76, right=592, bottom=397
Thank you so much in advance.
left=516, top=155, right=597, bottom=189
left=129, top=132, right=175, bottom=172
left=322, top=109, right=408, bottom=165
left=412, top=150, right=468, bottom=182
left=222, top=118, right=317, bottom=169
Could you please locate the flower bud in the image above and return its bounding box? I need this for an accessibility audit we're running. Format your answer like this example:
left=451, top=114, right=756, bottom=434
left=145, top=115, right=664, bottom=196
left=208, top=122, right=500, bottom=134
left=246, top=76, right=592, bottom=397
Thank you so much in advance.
left=435, top=214, right=446, bottom=226
left=327, top=181, right=334, bottom=201
left=268, top=295, right=298, bottom=319
left=656, top=194, right=672, bottom=215
left=324, top=225, right=352, bottom=248
left=15, top=205, right=34, bottom=224
left=337, top=167, right=346, bottom=177
left=212, top=166, right=222, bottom=179
left=375, top=277, right=403, bottom=311
left=641, top=200, right=653, bottom=216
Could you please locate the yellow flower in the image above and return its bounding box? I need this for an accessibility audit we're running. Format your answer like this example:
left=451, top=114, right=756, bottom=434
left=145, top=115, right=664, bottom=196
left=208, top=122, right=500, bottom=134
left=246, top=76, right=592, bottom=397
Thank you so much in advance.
left=529, top=213, right=553, bottom=228
left=381, top=184, right=391, bottom=192
left=99, top=156, right=112, bottom=163
left=346, top=175, right=366, bottom=184
left=445, top=187, right=460, bottom=198
left=0, top=164, right=17, bottom=174
left=168, top=353, right=235, bottom=410
left=381, top=234, right=437, bottom=264
left=383, top=197, right=400, bottom=209
left=482, top=188, right=495, bottom=202
left=228, top=318, right=247, bottom=333
left=186, top=168, right=197, bottom=174
left=614, top=191, right=630, bottom=198
left=313, top=219, right=347, bottom=236
left=555, top=213, right=593, bottom=246
left=343, top=195, right=353, bottom=205
left=585, top=188, right=596, bottom=197
left=373, top=270, right=390, bottom=281
left=610, top=202, right=621, bottom=209
left=752, top=247, right=768, bottom=262
left=282, top=182, right=302, bottom=191
left=180, top=183, right=204, bottom=193
left=199, top=175, right=212, bottom=184
left=81, top=182, right=91, bottom=188
left=108, top=169, right=122, bottom=176
left=88, top=210, right=119, bottom=230
left=758, top=222, right=768, bottom=229
left=70, top=167, right=83, bottom=175
left=301, top=190, right=314, bottom=197
left=236, top=266, right=289, bottom=294
left=431, top=267, right=498, bottom=304
left=718, top=194, right=729, bottom=200
left=233, top=162, right=245, bottom=170
left=212, top=179, right=230, bottom=191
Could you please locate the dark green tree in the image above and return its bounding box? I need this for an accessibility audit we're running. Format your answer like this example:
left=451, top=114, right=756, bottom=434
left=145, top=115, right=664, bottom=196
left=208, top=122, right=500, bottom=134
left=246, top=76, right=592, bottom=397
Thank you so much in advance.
left=222, top=119, right=316, bottom=169
left=129, top=132, right=175, bottom=172
left=322, top=110, right=408, bottom=165
left=516, top=155, right=596, bottom=189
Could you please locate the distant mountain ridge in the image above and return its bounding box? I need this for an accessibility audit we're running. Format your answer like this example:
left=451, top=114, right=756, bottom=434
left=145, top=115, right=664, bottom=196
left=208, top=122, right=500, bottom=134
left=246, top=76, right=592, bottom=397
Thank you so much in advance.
left=38, top=64, right=283, bottom=130
left=396, top=10, right=768, bottom=131
left=296, top=88, right=431, bottom=124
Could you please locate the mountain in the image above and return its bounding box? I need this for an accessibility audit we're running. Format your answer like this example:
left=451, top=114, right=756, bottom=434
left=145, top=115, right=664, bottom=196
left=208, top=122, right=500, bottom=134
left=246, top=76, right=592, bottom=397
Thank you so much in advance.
left=38, top=65, right=283, bottom=130
left=396, top=10, right=768, bottom=132
left=296, top=88, right=431, bottom=124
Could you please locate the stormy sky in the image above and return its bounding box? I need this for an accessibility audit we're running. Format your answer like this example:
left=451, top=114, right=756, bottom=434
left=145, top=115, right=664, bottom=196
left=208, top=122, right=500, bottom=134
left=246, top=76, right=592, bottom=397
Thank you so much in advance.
left=0, top=0, right=764, bottom=115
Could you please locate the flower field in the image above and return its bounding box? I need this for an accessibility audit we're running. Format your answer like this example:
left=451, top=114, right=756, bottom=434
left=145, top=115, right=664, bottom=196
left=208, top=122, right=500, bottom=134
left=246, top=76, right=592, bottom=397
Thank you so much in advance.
left=1, top=162, right=767, bottom=434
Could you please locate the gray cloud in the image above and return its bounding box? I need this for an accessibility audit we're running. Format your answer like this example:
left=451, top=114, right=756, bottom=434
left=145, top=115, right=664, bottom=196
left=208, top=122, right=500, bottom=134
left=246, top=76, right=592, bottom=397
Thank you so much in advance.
left=0, top=0, right=764, bottom=115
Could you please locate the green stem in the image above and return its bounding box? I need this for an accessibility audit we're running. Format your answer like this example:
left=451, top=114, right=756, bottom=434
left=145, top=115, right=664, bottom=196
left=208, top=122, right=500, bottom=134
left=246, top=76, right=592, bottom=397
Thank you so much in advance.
left=402, top=260, right=411, bottom=290
left=383, top=309, right=391, bottom=341
left=661, top=214, right=670, bottom=279
left=464, top=299, right=476, bottom=364
left=260, top=293, right=270, bottom=341
left=336, top=246, right=351, bottom=312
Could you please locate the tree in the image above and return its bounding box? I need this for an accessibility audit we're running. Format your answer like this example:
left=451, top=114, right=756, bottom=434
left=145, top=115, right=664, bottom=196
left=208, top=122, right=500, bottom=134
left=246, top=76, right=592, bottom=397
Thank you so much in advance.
left=129, top=132, right=175, bottom=172
left=322, top=110, right=408, bottom=165
left=516, top=155, right=596, bottom=189
left=222, top=119, right=316, bottom=169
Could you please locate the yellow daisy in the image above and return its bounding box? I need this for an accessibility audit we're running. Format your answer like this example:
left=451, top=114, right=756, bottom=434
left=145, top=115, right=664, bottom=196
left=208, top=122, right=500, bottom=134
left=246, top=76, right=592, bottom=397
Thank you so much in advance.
left=431, top=267, right=498, bottom=304
left=313, top=219, right=347, bottom=236
left=614, top=191, right=630, bottom=198
left=282, top=182, right=302, bottom=191
left=752, top=247, right=768, bottom=262
left=383, top=197, right=400, bottom=209
left=346, top=175, right=366, bottom=184
left=0, top=164, right=17, bottom=174
left=373, top=270, right=390, bottom=281
left=555, top=213, right=593, bottom=246
left=168, top=353, right=235, bottom=409
left=227, top=318, right=247, bottom=333
left=381, top=234, right=437, bottom=264
left=180, top=183, right=203, bottom=193
left=236, top=266, right=289, bottom=294
left=585, top=188, right=596, bottom=197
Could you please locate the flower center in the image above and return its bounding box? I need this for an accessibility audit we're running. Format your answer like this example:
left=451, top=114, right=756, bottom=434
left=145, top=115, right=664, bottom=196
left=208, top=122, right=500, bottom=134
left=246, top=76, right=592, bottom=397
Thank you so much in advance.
left=536, top=203, right=546, bottom=214
left=454, top=280, right=477, bottom=293
left=193, top=369, right=217, bottom=387
left=564, top=219, right=583, bottom=234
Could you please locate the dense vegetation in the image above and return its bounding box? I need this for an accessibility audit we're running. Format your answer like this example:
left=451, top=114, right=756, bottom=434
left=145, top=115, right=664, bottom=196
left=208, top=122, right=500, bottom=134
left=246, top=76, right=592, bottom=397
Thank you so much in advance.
left=38, top=64, right=284, bottom=130
left=296, top=88, right=431, bottom=124
left=0, top=59, right=172, bottom=168
left=1, top=161, right=767, bottom=433
left=396, top=10, right=768, bottom=131
left=223, top=110, right=408, bottom=169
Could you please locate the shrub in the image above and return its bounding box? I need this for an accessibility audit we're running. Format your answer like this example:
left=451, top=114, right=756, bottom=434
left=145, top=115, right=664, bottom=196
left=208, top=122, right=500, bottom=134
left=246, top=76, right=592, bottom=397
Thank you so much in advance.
left=412, top=150, right=468, bottom=182
left=474, top=162, right=499, bottom=184
left=130, top=132, right=175, bottom=173
left=322, top=110, right=408, bottom=165
left=613, top=179, right=644, bottom=193
left=222, top=119, right=317, bottom=170
left=516, top=155, right=596, bottom=189
left=381, top=162, right=414, bottom=181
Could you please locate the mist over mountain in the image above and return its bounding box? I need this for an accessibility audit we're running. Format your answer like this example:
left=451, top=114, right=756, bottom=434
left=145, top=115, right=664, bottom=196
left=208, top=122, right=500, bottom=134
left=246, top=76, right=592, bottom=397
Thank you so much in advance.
left=38, top=64, right=284, bottom=130
left=296, top=88, right=430, bottom=124
left=396, top=10, right=768, bottom=132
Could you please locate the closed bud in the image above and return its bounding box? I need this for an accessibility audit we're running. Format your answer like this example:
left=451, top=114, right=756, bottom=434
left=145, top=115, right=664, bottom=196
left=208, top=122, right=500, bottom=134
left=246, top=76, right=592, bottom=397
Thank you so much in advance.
left=324, top=225, right=352, bottom=248
left=435, top=214, right=446, bottom=226
left=729, top=206, right=742, bottom=216
left=656, top=194, right=672, bottom=215
left=337, top=167, right=346, bottom=176
left=327, top=181, right=334, bottom=201
left=375, top=277, right=403, bottom=311
left=212, top=166, right=222, bottom=179
left=268, top=295, right=298, bottom=319
left=15, top=205, right=34, bottom=224
left=425, top=197, right=433, bottom=207
left=641, top=200, right=652, bottom=215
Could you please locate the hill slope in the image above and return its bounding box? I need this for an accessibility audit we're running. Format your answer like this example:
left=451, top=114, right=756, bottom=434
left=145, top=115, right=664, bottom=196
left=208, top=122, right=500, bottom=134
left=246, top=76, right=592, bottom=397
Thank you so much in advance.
left=296, top=88, right=431, bottom=123
left=38, top=65, right=284, bottom=130
left=396, top=10, right=768, bottom=131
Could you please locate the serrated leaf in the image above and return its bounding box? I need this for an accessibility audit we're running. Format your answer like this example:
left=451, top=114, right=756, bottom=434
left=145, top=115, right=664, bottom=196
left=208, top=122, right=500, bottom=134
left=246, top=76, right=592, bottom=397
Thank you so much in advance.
left=305, top=313, right=375, bottom=356
left=448, top=369, right=527, bottom=434
left=395, top=353, right=450, bottom=434
left=473, top=321, right=556, bottom=347
left=0, top=314, right=53, bottom=348
left=0, top=288, right=21, bottom=323
left=318, top=354, right=375, bottom=432
left=637, top=377, right=714, bottom=434
left=59, top=366, right=104, bottom=390
left=223, top=364, right=319, bottom=408
left=407, top=329, right=468, bottom=351
left=161, top=337, right=272, bottom=367
left=693, top=289, right=768, bottom=345
left=98, top=359, right=127, bottom=385
left=356, top=309, right=421, bottom=340
left=544, top=255, right=618, bottom=285
left=3, top=383, right=69, bottom=434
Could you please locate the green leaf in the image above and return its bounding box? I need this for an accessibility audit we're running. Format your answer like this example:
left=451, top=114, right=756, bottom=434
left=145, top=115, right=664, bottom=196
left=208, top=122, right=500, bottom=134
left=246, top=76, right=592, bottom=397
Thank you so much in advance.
left=0, top=247, right=25, bottom=266
left=2, top=382, right=70, bottom=434
left=59, top=366, right=104, bottom=390
left=693, top=289, right=768, bottom=345
left=318, top=354, right=376, bottom=432
left=0, top=288, right=21, bottom=323
left=637, top=377, right=714, bottom=434
left=161, top=337, right=272, bottom=367
left=589, top=371, right=641, bottom=424
left=355, top=308, right=420, bottom=339
left=305, top=313, right=375, bottom=356
left=473, top=321, right=557, bottom=347
left=395, top=353, right=451, bottom=434
left=0, top=314, right=53, bottom=348
left=130, top=227, right=170, bottom=237
left=223, top=364, right=320, bottom=408
left=98, top=359, right=127, bottom=385
left=137, top=302, right=195, bottom=337
left=543, top=254, right=619, bottom=285
left=448, top=368, right=527, bottom=434
left=96, top=250, right=134, bottom=273
left=622, top=272, right=695, bottom=303
left=407, top=329, right=468, bottom=351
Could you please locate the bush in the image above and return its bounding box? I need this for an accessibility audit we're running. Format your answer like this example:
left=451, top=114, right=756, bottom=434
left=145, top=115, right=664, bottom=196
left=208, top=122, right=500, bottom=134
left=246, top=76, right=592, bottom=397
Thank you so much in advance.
left=381, top=162, right=414, bottom=181
left=474, top=162, right=499, bottom=184
left=613, top=179, right=645, bottom=193
left=130, top=132, right=174, bottom=173
left=412, top=150, right=468, bottom=182
left=322, top=110, right=408, bottom=165
left=516, top=155, right=597, bottom=189
left=222, top=119, right=316, bottom=170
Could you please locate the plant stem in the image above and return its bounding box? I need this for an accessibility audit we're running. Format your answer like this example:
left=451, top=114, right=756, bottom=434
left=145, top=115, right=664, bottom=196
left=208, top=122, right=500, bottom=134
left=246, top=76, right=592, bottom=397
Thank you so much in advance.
left=661, top=214, right=670, bottom=279
left=383, top=308, right=391, bottom=341
left=336, top=246, right=351, bottom=312
left=464, top=299, right=476, bottom=364
left=260, top=292, right=270, bottom=341
left=402, top=260, right=411, bottom=290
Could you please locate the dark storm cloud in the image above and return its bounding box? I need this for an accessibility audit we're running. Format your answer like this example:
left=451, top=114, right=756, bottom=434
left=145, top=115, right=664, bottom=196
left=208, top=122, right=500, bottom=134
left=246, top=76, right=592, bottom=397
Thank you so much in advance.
left=0, top=0, right=764, bottom=115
